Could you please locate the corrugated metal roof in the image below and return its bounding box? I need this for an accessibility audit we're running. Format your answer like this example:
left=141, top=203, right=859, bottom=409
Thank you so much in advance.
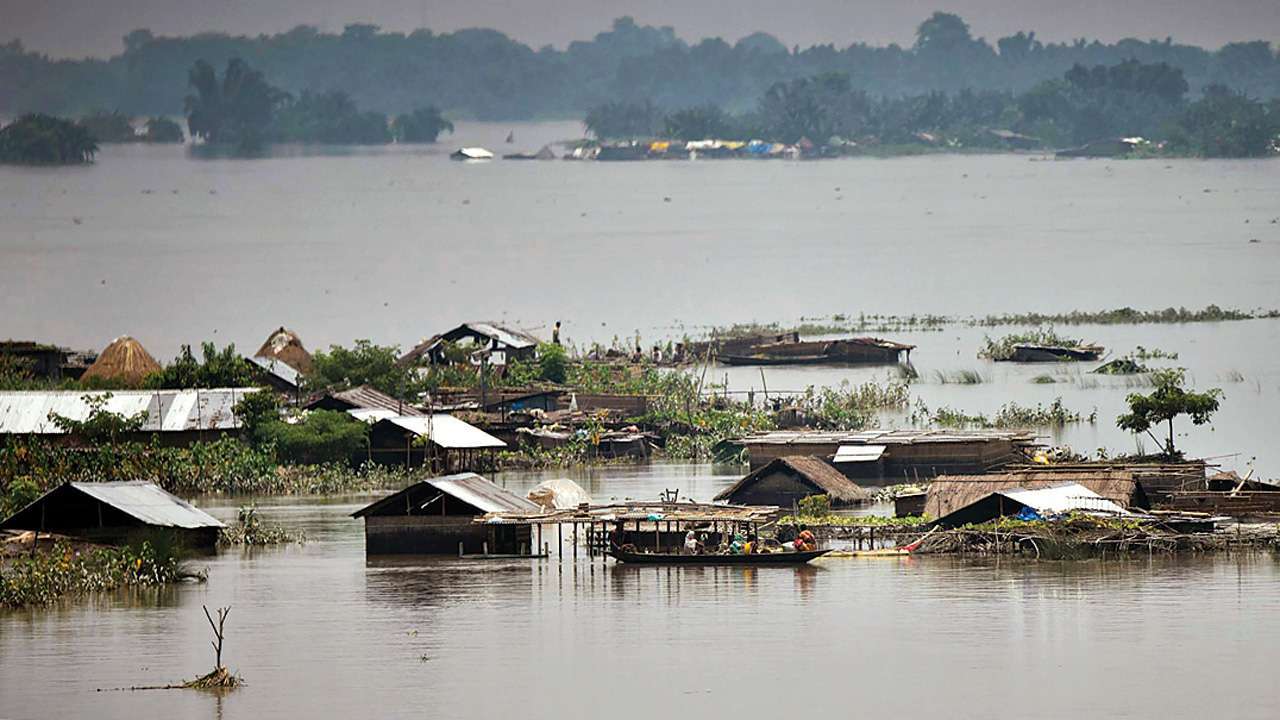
left=347, top=408, right=399, bottom=424
left=834, top=445, right=887, bottom=463
left=69, top=481, right=225, bottom=528
left=1000, top=482, right=1130, bottom=516
left=462, top=323, right=539, bottom=350
left=0, top=389, right=258, bottom=434
left=430, top=473, right=540, bottom=513
left=377, top=414, right=506, bottom=449
left=247, top=355, right=300, bottom=387
left=329, top=386, right=423, bottom=415
left=351, top=472, right=538, bottom=517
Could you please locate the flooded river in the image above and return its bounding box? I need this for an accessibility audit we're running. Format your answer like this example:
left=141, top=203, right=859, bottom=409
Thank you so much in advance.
left=3, top=465, right=1280, bottom=719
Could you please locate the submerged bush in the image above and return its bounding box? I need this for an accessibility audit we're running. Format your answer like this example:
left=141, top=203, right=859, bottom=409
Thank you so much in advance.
left=0, top=538, right=198, bottom=608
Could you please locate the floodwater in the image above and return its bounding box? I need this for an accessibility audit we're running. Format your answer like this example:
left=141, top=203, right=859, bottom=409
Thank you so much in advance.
left=3, top=465, right=1280, bottom=720
left=2, top=120, right=1278, bottom=471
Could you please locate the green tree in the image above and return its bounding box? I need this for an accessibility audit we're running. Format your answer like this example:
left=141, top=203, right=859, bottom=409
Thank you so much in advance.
left=537, top=343, right=568, bottom=384
left=1116, top=368, right=1222, bottom=457
left=392, top=106, right=454, bottom=143
left=0, top=114, right=98, bottom=164
left=147, top=342, right=255, bottom=389
left=256, top=410, right=368, bottom=464
left=1168, top=85, right=1279, bottom=157
left=584, top=100, right=662, bottom=139
left=307, top=340, right=421, bottom=400
left=271, top=89, right=391, bottom=144
left=232, top=391, right=282, bottom=444
left=184, top=58, right=289, bottom=145
left=663, top=104, right=735, bottom=140
left=49, top=393, right=148, bottom=443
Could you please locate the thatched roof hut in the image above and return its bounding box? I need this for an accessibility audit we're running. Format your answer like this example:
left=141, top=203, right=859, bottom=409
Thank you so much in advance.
left=254, top=327, right=312, bottom=374
left=81, top=336, right=161, bottom=386
left=925, top=470, right=1147, bottom=520
left=715, top=456, right=870, bottom=508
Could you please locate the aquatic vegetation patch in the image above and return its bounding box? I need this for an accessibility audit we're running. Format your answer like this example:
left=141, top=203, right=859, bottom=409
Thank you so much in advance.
left=0, top=537, right=201, bottom=609
left=217, top=504, right=304, bottom=546
left=976, top=305, right=1278, bottom=326
left=924, top=398, right=1095, bottom=429
left=978, top=328, right=1083, bottom=360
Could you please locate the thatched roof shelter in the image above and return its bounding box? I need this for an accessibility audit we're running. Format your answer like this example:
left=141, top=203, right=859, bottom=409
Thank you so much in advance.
left=254, top=326, right=312, bottom=374
left=81, top=336, right=161, bottom=386
left=925, top=470, right=1147, bottom=520
left=715, top=456, right=870, bottom=507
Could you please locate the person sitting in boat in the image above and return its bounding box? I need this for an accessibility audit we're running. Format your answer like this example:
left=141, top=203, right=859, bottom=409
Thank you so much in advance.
left=684, top=530, right=700, bottom=555
left=794, top=527, right=817, bottom=552
left=609, top=522, right=629, bottom=551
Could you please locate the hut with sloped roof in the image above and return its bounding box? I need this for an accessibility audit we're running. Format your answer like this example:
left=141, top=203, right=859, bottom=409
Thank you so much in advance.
left=351, top=472, right=539, bottom=555
left=714, top=456, right=870, bottom=508
left=924, top=470, right=1148, bottom=521
left=80, top=336, right=161, bottom=386
left=1, top=481, right=225, bottom=548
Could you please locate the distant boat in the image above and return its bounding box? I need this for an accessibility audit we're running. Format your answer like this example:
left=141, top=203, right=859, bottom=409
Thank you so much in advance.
left=505, top=131, right=515, bottom=144
left=451, top=147, right=494, bottom=161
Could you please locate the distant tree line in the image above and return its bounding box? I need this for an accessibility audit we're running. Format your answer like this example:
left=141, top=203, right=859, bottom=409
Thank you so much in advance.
left=184, top=58, right=451, bottom=149
left=2, top=14, right=1278, bottom=121
left=586, top=59, right=1280, bottom=157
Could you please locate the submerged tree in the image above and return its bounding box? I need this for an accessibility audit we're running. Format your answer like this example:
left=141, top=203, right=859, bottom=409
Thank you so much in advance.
left=0, top=114, right=98, bottom=164
left=1116, top=368, right=1222, bottom=457
left=144, top=116, right=184, bottom=143
left=77, top=110, right=137, bottom=142
left=271, top=89, right=391, bottom=144
left=184, top=58, right=289, bottom=145
left=392, top=106, right=454, bottom=143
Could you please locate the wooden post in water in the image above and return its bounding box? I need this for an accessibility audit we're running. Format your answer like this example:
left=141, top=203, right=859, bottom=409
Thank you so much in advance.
left=572, top=522, right=578, bottom=561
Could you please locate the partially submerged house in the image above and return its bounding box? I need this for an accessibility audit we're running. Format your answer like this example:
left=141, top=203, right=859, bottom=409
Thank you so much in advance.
left=1, top=481, right=225, bottom=547
left=735, top=429, right=1039, bottom=482
left=1006, top=343, right=1104, bottom=362
left=0, top=388, right=259, bottom=446
left=718, top=336, right=914, bottom=366
left=81, top=336, right=161, bottom=386
left=400, top=322, right=541, bottom=367
left=351, top=473, right=540, bottom=555
left=714, top=456, right=870, bottom=508
left=925, top=470, right=1147, bottom=522
left=366, top=414, right=506, bottom=471
left=931, top=482, right=1131, bottom=529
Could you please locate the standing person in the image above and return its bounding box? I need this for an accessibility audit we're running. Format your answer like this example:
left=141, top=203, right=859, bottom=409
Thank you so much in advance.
left=552, top=321, right=561, bottom=345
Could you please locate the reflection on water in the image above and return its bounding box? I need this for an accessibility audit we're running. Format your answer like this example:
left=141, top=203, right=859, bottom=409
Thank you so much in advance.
left=3, top=465, right=1280, bottom=719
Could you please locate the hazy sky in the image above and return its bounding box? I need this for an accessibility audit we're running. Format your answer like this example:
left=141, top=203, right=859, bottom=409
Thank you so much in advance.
left=4, top=0, right=1278, bottom=58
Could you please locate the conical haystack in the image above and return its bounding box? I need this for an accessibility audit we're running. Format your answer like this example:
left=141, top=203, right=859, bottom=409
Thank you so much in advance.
left=81, top=335, right=162, bottom=385
left=254, top=326, right=312, bottom=374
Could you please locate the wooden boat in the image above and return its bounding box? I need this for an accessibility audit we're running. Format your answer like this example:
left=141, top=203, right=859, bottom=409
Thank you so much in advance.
left=609, top=547, right=831, bottom=565
left=719, top=337, right=914, bottom=366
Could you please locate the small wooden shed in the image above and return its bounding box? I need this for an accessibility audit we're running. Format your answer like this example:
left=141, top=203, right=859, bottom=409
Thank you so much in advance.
left=714, top=456, right=870, bottom=508
left=351, top=473, right=540, bottom=555
left=1, top=481, right=225, bottom=548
